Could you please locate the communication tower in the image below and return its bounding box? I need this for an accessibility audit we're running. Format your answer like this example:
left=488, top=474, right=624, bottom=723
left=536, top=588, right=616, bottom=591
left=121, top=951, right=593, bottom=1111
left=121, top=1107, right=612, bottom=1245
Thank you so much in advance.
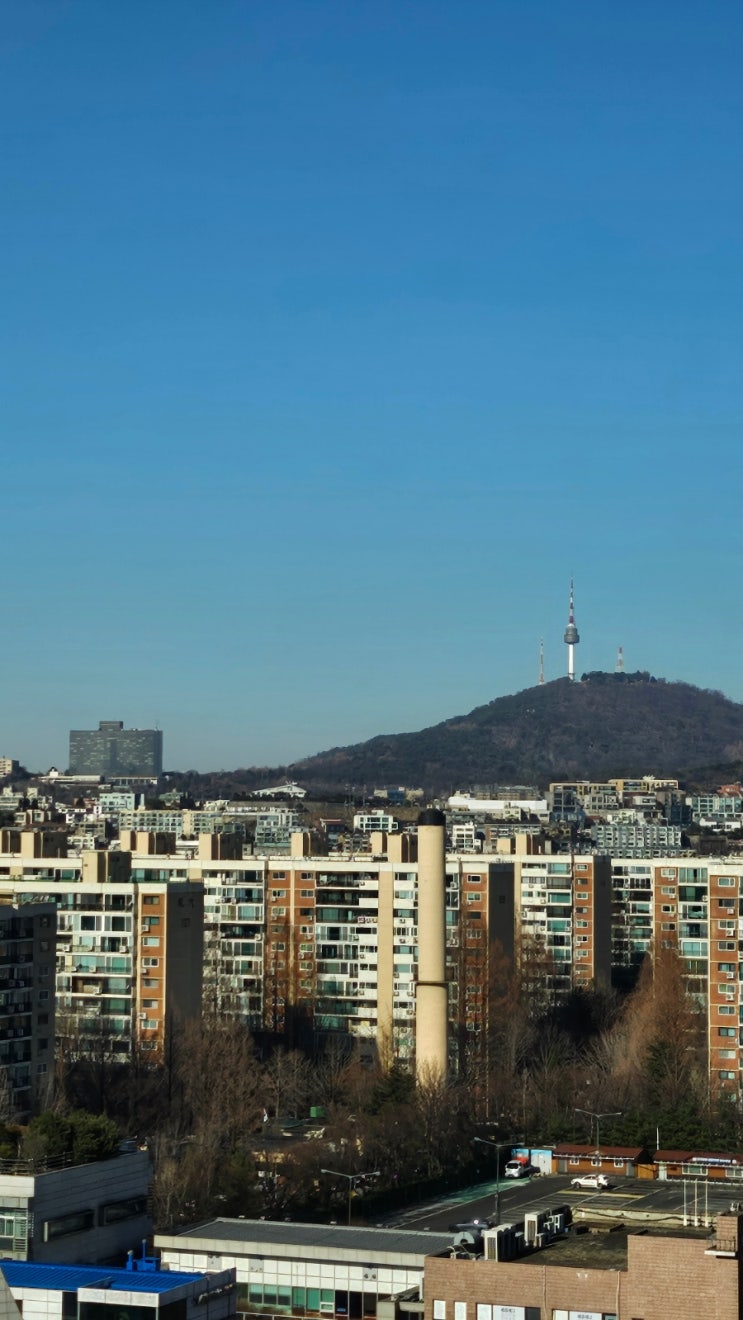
left=563, top=579, right=580, bottom=681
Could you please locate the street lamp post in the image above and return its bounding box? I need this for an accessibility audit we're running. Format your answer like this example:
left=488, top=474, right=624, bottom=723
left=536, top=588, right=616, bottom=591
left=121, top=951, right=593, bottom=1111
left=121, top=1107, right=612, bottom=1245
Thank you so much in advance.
left=574, top=1108, right=622, bottom=1175
left=320, top=1169, right=379, bottom=1226
left=473, top=1137, right=508, bottom=1227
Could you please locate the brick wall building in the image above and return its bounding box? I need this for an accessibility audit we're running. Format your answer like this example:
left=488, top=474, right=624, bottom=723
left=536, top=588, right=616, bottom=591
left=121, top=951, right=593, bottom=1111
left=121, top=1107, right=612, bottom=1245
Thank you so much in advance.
left=424, top=1211, right=743, bottom=1320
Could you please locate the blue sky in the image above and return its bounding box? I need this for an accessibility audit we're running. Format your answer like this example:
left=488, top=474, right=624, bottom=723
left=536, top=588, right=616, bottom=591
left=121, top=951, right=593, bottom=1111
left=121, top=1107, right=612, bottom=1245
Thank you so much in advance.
left=2, top=1, right=742, bottom=771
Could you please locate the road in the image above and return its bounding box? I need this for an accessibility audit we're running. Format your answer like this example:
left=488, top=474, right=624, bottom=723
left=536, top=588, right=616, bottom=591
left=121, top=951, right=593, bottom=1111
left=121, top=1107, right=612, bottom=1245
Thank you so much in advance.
left=379, top=1172, right=741, bottom=1232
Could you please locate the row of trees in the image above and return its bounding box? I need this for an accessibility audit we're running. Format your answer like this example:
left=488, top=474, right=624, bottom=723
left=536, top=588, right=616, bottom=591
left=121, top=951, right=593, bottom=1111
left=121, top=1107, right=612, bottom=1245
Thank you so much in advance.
left=35, top=944, right=743, bottom=1230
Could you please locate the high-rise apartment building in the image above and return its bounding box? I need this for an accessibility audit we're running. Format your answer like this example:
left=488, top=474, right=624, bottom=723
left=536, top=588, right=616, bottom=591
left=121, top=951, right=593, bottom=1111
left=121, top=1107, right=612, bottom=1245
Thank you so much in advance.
left=0, top=903, right=56, bottom=1117
left=610, top=856, right=743, bottom=1095
left=11, top=825, right=743, bottom=1098
left=68, top=721, right=163, bottom=777
left=0, top=835, right=203, bottom=1063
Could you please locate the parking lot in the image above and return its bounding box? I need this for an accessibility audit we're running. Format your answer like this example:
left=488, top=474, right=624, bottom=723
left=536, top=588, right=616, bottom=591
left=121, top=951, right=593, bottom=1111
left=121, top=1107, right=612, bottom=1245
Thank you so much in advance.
left=382, top=1171, right=743, bottom=1233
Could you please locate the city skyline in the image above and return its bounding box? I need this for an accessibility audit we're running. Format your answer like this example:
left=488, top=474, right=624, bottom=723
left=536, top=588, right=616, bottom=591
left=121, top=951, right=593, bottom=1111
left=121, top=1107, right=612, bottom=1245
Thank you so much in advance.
left=3, top=2, right=742, bottom=771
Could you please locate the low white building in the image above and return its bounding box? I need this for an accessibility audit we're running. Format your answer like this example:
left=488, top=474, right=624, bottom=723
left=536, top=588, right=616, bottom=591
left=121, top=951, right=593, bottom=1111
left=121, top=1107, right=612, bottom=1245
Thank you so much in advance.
left=156, top=1219, right=452, bottom=1320
left=0, top=1259, right=236, bottom=1320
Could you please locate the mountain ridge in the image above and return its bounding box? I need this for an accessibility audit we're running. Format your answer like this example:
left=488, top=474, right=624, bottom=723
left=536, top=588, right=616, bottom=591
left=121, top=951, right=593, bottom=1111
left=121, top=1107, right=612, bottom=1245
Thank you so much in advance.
left=286, top=673, right=743, bottom=792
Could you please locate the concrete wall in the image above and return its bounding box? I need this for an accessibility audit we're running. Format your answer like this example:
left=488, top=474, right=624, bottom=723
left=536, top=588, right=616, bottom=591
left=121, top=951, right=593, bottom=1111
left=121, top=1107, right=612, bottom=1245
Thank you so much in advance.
left=23, top=1150, right=152, bottom=1263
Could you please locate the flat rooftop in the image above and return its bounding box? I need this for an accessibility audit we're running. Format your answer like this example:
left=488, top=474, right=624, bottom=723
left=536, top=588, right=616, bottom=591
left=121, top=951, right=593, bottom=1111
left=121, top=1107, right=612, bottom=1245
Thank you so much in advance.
left=160, top=1218, right=453, bottom=1260
left=0, top=1263, right=207, bottom=1295
left=515, top=1222, right=712, bottom=1272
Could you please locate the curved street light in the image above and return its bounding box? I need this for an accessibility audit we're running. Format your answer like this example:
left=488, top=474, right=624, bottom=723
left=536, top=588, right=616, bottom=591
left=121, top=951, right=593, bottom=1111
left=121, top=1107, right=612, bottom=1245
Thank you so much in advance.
left=574, top=1107, right=622, bottom=1170
left=320, top=1168, right=380, bottom=1225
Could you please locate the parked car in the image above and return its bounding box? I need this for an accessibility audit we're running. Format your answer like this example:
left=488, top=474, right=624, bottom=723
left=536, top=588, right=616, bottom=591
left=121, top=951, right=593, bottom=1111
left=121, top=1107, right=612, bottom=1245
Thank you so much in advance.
left=570, top=1173, right=609, bottom=1190
left=504, top=1157, right=535, bottom=1179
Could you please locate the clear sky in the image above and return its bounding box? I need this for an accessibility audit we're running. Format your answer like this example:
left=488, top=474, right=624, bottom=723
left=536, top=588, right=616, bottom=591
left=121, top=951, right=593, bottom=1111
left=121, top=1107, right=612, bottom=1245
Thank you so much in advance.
left=2, top=1, right=742, bottom=772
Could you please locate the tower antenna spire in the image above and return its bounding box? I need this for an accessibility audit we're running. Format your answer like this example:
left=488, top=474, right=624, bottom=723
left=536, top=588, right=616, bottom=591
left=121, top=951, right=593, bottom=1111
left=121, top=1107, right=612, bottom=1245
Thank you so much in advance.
left=616, top=644, right=624, bottom=674
left=563, top=577, right=580, bottom=681
left=539, top=638, right=545, bottom=686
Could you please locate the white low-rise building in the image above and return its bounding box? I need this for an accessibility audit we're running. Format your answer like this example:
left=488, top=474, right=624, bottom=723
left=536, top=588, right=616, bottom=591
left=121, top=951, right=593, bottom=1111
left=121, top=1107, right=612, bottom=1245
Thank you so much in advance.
left=156, top=1219, right=452, bottom=1320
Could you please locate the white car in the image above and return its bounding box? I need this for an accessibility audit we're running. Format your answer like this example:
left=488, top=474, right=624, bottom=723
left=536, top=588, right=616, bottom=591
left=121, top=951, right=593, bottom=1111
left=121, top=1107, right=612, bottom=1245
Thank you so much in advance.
left=570, top=1173, right=609, bottom=1190
left=504, top=1158, right=533, bottom=1179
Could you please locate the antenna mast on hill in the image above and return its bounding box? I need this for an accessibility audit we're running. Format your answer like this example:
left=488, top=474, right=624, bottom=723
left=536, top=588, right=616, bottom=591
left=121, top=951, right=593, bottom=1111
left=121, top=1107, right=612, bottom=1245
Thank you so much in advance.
left=616, top=645, right=624, bottom=674
left=539, top=639, right=545, bottom=686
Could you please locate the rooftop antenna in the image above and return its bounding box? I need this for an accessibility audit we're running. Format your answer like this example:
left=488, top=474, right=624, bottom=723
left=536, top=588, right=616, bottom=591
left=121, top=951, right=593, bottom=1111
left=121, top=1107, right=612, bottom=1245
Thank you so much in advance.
left=563, top=578, right=580, bottom=681
left=539, top=639, right=545, bottom=686
left=616, top=645, right=624, bottom=674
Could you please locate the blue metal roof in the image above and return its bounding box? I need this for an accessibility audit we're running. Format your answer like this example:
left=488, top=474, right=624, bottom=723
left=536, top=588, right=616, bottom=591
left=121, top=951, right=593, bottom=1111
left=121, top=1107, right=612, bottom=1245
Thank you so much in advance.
left=0, top=1263, right=206, bottom=1294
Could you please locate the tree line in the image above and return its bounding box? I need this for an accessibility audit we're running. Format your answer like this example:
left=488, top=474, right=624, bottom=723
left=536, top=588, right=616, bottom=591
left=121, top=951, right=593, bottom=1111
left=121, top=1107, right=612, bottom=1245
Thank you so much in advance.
left=31, top=943, right=743, bottom=1230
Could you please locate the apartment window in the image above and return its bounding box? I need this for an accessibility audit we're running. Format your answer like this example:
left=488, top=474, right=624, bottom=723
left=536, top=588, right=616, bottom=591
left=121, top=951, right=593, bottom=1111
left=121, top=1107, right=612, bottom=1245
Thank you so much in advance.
left=661, top=887, right=675, bottom=896
left=719, top=941, right=737, bottom=950
left=271, top=890, right=286, bottom=899
left=141, top=1019, right=158, bottom=1030
left=719, top=1050, right=737, bottom=1059
left=661, top=905, right=675, bottom=913
left=576, top=892, right=589, bottom=900
left=661, top=922, right=675, bottom=931
left=142, top=978, right=158, bottom=988
left=272, top=872, right=286, bottom=880
left=143, top=957, right=159, bottom=967
left=720, top=1071, right=737, bottom=1080
left=718, top=1006, right=735, bottom=1015
left=143, top=938, right=159, bottom=947
left=143, top=896, right=160, bottom=905
left=719, top=1028, right=736, bottom=1037
left=143, top=1000, right=159, bottom=1009
left=272, top=907, right=286, bottom=917
left=661, top=868, right=677, bottom=878
left=466, top=894, right=481, bottom=904
left=301, top=890, right=313, bottom=897
left=719, top=877, right=736, bottom=887
left=466, top=877, right=481, bottom=885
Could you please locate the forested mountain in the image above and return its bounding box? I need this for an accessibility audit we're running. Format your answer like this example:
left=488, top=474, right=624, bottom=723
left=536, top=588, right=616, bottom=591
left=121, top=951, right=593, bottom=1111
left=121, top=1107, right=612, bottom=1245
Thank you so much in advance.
left=288, top=673, right=743, bottom=792
left=165, top=673, right=743, bottom=796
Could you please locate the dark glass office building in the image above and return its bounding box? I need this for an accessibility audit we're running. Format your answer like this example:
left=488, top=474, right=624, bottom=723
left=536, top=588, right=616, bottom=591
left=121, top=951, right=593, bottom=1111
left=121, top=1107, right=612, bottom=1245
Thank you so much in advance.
left=69, top=720, right=163, bottom=776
